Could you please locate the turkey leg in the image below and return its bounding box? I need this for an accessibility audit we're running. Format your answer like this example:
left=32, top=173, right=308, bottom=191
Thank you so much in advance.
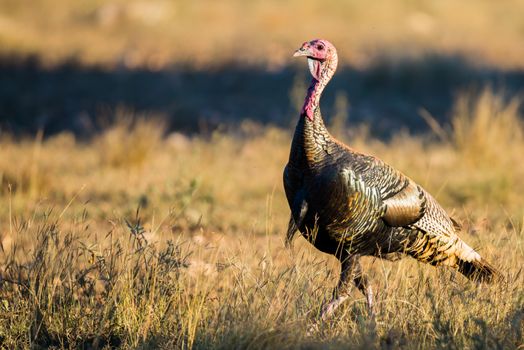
left=320, top=254, right=375, bottom=319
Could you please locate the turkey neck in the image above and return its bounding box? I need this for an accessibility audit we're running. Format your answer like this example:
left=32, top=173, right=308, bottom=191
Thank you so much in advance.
left=289, top=76, right=336, bottom=170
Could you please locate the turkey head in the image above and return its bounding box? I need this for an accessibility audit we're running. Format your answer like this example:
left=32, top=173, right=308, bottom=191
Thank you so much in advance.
left=293, top=39, right=337, bottom=81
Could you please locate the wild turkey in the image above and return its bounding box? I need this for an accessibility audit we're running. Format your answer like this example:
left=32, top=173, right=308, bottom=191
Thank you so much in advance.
left=284, top=39, right=501, bottom=319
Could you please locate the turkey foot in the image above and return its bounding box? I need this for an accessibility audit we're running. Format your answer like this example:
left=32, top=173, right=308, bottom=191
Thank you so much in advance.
left=307, top=256, right=375, bottom=335
left=320, top=295, right=349, bottom=320
left=319, top=284, right=375, bottom=320
left=321, top=254, right=375, bottom=320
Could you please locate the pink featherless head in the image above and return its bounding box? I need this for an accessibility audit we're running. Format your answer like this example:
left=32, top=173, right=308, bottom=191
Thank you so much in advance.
left=293, top=39, right=338, bottom=82
left=294, top=39, right=339, bottom=120
left=293, top=39, right=337, bottom=61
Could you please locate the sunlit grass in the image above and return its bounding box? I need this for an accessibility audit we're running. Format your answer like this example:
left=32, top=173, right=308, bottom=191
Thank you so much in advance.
left=0, top=88, right=523, bottom=348
left=1, top=0, right=524, bottom=68
left=452, top=87, right=523, bottom=167
left=95, top=109, right=165, bottom=168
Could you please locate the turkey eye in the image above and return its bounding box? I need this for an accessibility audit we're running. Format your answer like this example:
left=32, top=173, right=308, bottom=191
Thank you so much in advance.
left=317, top=44, right=324, bottom=50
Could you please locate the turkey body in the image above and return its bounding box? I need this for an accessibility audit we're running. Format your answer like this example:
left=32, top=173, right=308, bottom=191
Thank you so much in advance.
left=285, top=41, right=499, bottom=316
left=285, top=110, right=457, bottom=266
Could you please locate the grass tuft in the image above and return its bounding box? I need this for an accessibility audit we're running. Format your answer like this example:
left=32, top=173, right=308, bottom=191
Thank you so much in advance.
left=451, top=87, right=523, bottom=167
left=95, top=109, right=165, bottom=168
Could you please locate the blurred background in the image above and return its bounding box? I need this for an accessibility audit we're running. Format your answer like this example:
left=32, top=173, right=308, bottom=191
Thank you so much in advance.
left=1, top=0, right=523, bottom=136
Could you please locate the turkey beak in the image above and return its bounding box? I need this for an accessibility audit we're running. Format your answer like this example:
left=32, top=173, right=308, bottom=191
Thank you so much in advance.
left=293, top=47, right=310, bottom=57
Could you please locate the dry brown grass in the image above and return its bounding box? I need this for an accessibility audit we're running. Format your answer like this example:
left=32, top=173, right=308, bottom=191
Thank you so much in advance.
left=95, top=110, right=165, bottom=168
left=0, top=89, right=523, bottom=348
left=452, top=87, right=523, bottom=167
left=1, top=0, right=524, bottom=69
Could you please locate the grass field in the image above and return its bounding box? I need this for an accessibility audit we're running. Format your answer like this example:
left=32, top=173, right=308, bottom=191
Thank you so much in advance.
left=1, top=0, right=524, bottom=348
left=1, top=0, right=524, bottom=69
left=1, top=88, right=523, bottom=348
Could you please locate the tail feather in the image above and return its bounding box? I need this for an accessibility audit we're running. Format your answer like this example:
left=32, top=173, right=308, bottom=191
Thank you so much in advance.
left=457, top=259, right=503, bottom=283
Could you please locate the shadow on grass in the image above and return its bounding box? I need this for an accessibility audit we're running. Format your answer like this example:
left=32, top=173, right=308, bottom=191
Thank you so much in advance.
left=1, top=54, right=523, bottom=138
